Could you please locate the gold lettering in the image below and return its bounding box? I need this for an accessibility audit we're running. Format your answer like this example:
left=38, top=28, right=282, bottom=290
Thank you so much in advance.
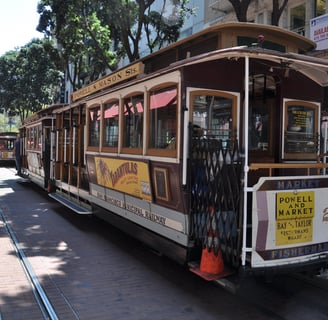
left=71, top=62, right=144, bottom=101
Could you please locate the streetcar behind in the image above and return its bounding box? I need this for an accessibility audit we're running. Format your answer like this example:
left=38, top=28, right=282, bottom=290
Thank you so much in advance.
left=0, top=132, right=17, bottom=165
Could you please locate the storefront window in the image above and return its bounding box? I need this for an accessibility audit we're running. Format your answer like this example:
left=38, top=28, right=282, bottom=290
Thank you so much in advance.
left=290, top=5, right=305, bottom=35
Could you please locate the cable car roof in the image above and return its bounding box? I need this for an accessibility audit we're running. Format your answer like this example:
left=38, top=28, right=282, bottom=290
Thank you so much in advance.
left=176, top=46, right=328, bottom=87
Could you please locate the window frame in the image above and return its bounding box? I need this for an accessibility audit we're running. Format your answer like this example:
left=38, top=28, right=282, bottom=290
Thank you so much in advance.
left=26, top=124, right=42, bottom=151
left=282, top=99, right=320, bottom=160
left=189, top=89, right=239, bottom=145
left=87, top=103, right=102, bottom=151
left=146, top=82, right=179, bottom=158
left=121, top=91, right=145, bottom=155
left=101, top=98, right=120, bottom=152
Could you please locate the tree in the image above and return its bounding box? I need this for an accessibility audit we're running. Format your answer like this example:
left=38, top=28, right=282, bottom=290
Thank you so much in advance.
left=227, top=0, right=289, bottom=25
left=36, top=0, right=194, bottom=87
left=37, top=0, right=117, bottom=90
left=0, top=39, right=62, bottom=121
left=227, top=0, right=251, bottom=22
left=98, top=0, right=185, bottom=60
left=271, top=0, right=289, bottom=26
left=144, top=0, right=194, bottom=53
left=99, top=0, right=194, bottom=60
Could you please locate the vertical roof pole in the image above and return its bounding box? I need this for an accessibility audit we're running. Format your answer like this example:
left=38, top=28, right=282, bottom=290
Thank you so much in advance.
left=242, top=55, right=250, bottom=266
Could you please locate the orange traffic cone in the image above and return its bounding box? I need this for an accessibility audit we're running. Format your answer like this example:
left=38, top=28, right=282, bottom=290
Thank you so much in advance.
left=199, top=206, right=224, bottom=275
left=200, top=247, right=224, bottom=275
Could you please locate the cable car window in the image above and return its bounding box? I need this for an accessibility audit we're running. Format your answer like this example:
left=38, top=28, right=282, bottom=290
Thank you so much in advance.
left=80, top=106, right=86, bottom=166
left=249, top=105, right=269, bottom=151
left=0, top=133, right=16, bottom=151
left=149, top=86, right=177, bottom=149
left=26, top=128, right=32, bottom=149
left=88, top=106, right=101, bottom=147
left=123, top=93, right=144, bottom=149
left=27, top=126, right=39, bottom=150
left=32, top=127, right=37, bottom=149
left=249, top=74, right=275, bottom=152
left=283, top=100, right=319, bottom=160
left=71, top=106, right=79, bottom=165
left=192, top=93, right=234, bottom=147
left=103, top=100, right=119, bottom=148
left=37, top=125, right=42, bottom=150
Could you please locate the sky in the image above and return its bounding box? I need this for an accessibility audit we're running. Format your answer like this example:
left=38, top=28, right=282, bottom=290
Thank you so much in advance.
left=0, top=0, right=42, bottom=56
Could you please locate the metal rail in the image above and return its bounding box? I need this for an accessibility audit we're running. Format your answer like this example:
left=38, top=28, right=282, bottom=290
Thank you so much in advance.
left=0, top=209, right=59, bottom=320
left=249, top=162, right=328, bottom=176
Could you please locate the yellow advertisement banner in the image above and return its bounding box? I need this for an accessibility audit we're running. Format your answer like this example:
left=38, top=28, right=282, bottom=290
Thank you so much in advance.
left=276, top=191, right=314, bottom=245
left=276, top=191, right=314, bottom=220
left=276, top=218, right=313, bottom=245
left=94, top=157, right=152, bottom=201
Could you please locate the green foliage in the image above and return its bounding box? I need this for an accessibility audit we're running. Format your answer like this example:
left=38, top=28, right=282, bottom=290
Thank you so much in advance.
left=144, top=0, right=195, bottom=53
left=0, top=113, right=20, bottom=133
left=36, top=0, right=195, bottom=88
left=37, top=0, right=118, bottom=89
left=317, top=0, right=326, bottom=16
left=0, top=39, right=62, bottom=121
left=99, top=0, right=195, bottom=59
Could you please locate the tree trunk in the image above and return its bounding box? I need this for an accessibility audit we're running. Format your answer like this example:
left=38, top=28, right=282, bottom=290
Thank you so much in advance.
left=271, top=0, right=289, bottom=26
left=228, top=0, right=251, bottom=22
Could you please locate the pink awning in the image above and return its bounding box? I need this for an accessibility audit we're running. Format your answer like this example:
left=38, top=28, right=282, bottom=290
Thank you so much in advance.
left=90, top=109, right=101, bottom=121
left=150, top=89, right=177, bottom=109
left=124, top=102, right=143, bottom=114
left=104, top=104, right=119, bottom=118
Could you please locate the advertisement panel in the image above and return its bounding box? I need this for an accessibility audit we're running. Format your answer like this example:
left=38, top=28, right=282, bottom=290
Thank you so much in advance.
left=275, top=191, right=314, bottom=245
left=94, top=156, right=152, bottom=201
left=310, top=13, right=328, bottom=50
left=251, top=176, right=328, bottom=267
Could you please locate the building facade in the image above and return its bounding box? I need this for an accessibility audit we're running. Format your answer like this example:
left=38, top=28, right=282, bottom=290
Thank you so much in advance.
left=184, top=1, right=327, bottom=39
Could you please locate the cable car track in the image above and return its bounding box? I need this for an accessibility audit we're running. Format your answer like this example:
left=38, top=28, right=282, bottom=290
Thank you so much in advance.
left=0, top=209, right=59, bottom=320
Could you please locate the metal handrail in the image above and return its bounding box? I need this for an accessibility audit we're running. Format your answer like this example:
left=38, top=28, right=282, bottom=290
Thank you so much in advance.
left=249, top=162, right=328, bottom=176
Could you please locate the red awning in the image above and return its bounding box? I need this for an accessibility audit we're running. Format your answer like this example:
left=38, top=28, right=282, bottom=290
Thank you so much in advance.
left=150, top=89, right=177, bottom=109
left=124, top=102, right=143, bottom=114
left=104, top=104, right=119, bottom=118
left=90, top=109, right=101, bottom=121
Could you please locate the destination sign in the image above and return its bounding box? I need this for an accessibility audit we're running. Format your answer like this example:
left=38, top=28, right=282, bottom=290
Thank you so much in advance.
left=71, top=62, right=144, bottom=101
left=276, top=191, right=314, bottom=245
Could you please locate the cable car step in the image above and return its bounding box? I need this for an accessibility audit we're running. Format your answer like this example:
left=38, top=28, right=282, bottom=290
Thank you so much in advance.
left=188, top=261, right=238, bottom=293
left=188, top=260, right=235, bottom=281
left=49, top=192, right=92, bottom=215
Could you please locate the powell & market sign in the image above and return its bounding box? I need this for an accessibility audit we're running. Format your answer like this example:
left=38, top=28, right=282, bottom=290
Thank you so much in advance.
left=276, top=191, right=314, bottom=245
left=71, top=62, right=144, bottom=102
